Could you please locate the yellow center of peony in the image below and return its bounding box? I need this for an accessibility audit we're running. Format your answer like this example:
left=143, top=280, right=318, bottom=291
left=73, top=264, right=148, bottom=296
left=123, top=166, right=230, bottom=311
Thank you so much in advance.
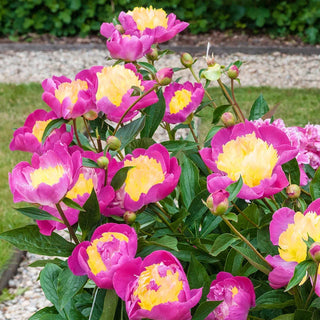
left=32, top=119, right=52, bottom=142
left=96, top=65, right=143, bottom=107
left=231, top=286, right=239, bottom=298
left=124, top=155, right=165, bottom=201
left=279, top=211, right=320, bottom=263
left=55, top=79, right=88, bottom=104
left=66, top=173, right=94, bottom=200
left=87, top=232, right=129, bottom=275
left=169, top=89, right=192, bottom=114
left=216, top=132, right=278, bottom=187
left=30, top=165, right=65, bottom=188
left=133, top=263, right=183, bottom=311
left=128, top=6, right=168, bottom=31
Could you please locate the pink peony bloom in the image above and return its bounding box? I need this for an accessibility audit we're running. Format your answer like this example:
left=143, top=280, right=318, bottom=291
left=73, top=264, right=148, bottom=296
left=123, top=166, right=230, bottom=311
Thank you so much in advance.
left=93, top=64, right=158, bottom=122
left=200, top=121, right=298, bottom=200
left=205, top=272, right=255, bottom=320
left=104, top=29, right=154, bottom=61
left=9, top=109, right=73, bottom=154
left=104, top=144, right=181, bottom=215
left=9, top=144, right=82, bottom=206
left=113, top=250, right=202, bottom=320
left=266, top=199, right=320, bottom=295
left=163, top=82, right=204, bottom=123
left=68, top=223, right=137, bottom=289
left=42, top=68, right=96, bottom=119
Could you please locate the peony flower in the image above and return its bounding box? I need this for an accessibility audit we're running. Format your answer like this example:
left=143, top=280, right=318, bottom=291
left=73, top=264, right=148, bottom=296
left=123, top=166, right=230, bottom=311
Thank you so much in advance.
left=266, top=199, right=320, bottom=295
left=200, top=121, right=298, bottom=200
left=163, top=82, right=204, bottom=123
left=9, top=109, right=72, bottom=154
left=103, top=29, right=154, bottom=61
left=100, top=6, right=188, bottom=45
left=9, top=143, right=82, bottom=206
left=205, top=272, right=255, bottom=320
left=94, top=64, right=158, bottom=122
left=104, top=144, right=181, bottom=215
left=68, top=223, right=137, bottom=289
left=113, top=250, right=202, bottom=320
left=42, top=68, right=96, bottom=119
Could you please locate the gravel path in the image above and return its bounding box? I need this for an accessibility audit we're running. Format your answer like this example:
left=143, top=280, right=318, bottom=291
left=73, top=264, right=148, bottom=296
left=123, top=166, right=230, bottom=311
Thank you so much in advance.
left=0, top=45, right=320, bottom=320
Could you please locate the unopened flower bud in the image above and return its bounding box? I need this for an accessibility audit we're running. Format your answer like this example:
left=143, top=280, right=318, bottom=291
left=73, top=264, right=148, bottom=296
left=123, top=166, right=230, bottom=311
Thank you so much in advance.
left=115, top=24, right=125, bottom=34
left=83, top=110, right=98, bottom=121
left=123, top=211, right=136, bottom=225
left=221, top=112, right=235, bottom=127
left=180, top=52, right=194, bottom=68
left=106, top=136, right=121, bottom=151
left=206, top=190, right=229, bottom=216
left=146, top=47, right=158, bottom=61
left=156, top=68, right=173, bottom=86
left=309, top=242, right=320, bottom=262
left=227, top=65, right=240, bottom=79
left=97, top=156, right=109, bottom=169
left=286, top=184, right=301, bottom=199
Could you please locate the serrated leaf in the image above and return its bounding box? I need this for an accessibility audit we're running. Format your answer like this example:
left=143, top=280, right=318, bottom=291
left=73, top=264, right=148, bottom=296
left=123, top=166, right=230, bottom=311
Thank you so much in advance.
left=192, top=301, right=222, bottom=320
left=82, top=158, right=100, bottom=168
left=249, top=94, right=269, bottom=120
left=41, top=118, right=69, bottom=143
left=285, top=260, right=314, bottom=292
left=62, top=197, right=85, bottom=211
left=0, top=225, right=75, bottom=257
left=211, top=233, right=238, bottom=256
left=110, top=166, right=133, bottom=190
left=211, top=105, right=231, bottom=124
left=15, top=207, right=62, bottom=222
left=226, top=176, right=243, bottom=201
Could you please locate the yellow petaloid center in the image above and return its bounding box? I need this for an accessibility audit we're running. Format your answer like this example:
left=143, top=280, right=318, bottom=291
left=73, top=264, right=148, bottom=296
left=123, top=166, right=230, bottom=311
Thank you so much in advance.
left=169, top=89, right=192, bottom=114
left=124, top=155, right=165, bottom=201
left=216, top=132, right=278, bottom=187
left=87, top=232, right=129, bottom=275
left=128, top=6, right=168, bottom=31
left=231, top=286, right=239, bottom=298
left=55, top=79, right=88, bottom=104
left=32, top=119, right=52, bottom=142
left=66, top=173, right=94, bottom=200
left=133, top=263, right=183, bottom=311
left=279, top=211, right=320, bottom=263
left=96, top=65, right=143, bottom=107
left=30, top=165, right=65, bottom=188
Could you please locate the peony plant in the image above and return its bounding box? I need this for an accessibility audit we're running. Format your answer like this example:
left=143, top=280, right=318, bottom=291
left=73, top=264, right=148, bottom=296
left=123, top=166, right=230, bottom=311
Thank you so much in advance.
left=2, top=5, right=320, bottom=320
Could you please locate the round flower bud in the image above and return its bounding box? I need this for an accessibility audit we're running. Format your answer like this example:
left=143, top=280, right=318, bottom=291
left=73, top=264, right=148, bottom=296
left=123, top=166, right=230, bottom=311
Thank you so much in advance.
left=106, top=136, right=121, bottom=151
left=309, top=242, right=320, bottom=262
left=286, top=184, right=301, bottom=199
left=123, top=211, right=137, bottom=225
left=206, top=190, right=229, bottom=216
left=180, top=52, right=194, bottom=68
left=97, top=156, right=109, bottom=169
left=83, top=110, right=98, bottom=121
left=115, top=24, right=125, bottom=34
left=146, top=47, right=158, bottom=61
left=221, top=112, right=235, bottom=127
left=156, top=68, right=173, bottom=86
left=227, top=65, right=240, bottom=79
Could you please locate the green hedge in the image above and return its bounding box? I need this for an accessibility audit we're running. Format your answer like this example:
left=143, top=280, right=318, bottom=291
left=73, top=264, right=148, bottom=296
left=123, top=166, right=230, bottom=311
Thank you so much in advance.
left=1, top=0, right=320, bottom=43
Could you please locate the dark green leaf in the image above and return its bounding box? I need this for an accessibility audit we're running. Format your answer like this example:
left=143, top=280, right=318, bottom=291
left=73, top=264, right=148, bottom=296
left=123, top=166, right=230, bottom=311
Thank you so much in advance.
left=186, top=189, right=210, bottom=226
left=0, top=225, right=75, bottom=257
left=41, top=118, right=69, bottom=143
left=224, top=212, right=238, bottom=222
left=110, top=166, right=133, bottom=190
left=286, top=260, right=314, bottom=292
left=253, top=290, right=295, bottom=311
left=125, top=137, right=155, bottom=154
left=154, top=235, right=178, bottom=251
left=200, top=215, right=222, bottom=237
left=29, top=306, right=63, bottom=320
left=282, top=158, right=300, bottom=185
left=40, top=263, right=61, bottom=306
left=272, top=314, right=294, bottom=320
left=141, top=89, right=166, bottom=138
left=204, top=126, right=222, bottom=147
left=294, top=310, right=313, bottom=320
left=137, top=61, right=157, bottom=75
left=192, top=301, right=222, bottom=320
left=211, top=233, right=238, bottom=256
left=15, top=207, right=61, bottom=222
left=310, top=167, right=320, bottom=201
left=249, top=94, right=269, bottom=120
left=82, top=158, right=100, bottom=168
left=211, top=104, right=231, bottom=124
left=29, top=258, right=64, bottom=268
left=99, top=289, right=119, bottom=320
left=195, top=99, right=216, bottom=114
left=161, top=140, right=198, bottom=153
left=62, top=198, right=85, bottom=211
left=226, top=176, right=243, bottom=201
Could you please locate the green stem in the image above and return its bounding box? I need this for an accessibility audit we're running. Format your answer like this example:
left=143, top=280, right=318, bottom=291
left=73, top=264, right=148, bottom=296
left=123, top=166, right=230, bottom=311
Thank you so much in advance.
left=151, top=204, right=175, bottom=233
left=89, top=287, right=99, bottom=320
left=72, top=119, right=82, bottom=148
left=305, top=262, right=319, bottom=309
left=301, top=188, right=311, bottom=197
left=232, top=201, right=260, bottom=229
left=221, top=215, right=272, bottom=272
left=261, top=198, right=275, bottom=214
left=82, top=117, right=98, bottom=152
left=188, top=123, right=200, bottom=151
left=270, top=196, right=280, bottom=209
left=55, top=202, right=79, bottom=245
left=165, top=122, right=175, bottom=141
left=113, top=85, right=159, bottom=135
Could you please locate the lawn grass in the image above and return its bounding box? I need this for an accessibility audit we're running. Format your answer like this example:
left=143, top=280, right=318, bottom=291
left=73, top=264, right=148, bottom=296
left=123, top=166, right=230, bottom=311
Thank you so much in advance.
left=0, top=83, right=319, bottom=272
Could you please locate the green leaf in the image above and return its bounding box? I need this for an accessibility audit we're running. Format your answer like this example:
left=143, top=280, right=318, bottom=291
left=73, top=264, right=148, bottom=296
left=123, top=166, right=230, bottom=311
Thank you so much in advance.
left=224, top=212, right=238, bottom=222
left=211, top=104, right=230, bottom=124
left=249, top=94, right=269, bottom=120
left=310, top=167, right=320, bottom=201
left=282, top=158, right=300, bottom=185
left=99, top=289, right=119, bottom=320
left=272, top=314, right=294, bottom=320
left=40, top=263, right=61, bottom=306
left=115, top=116, right=146, bottom=150
left=253, top=290, right=295, bottom=311
left=137, top=61, right=157, bottom=75
left=155, top=235, right=178, bottom=251
left=125, top=137, right=155, bottom=154
left=0, top=225, right=75, bottom=257
left=204, top=126, right=223, bottom=147
left=62, top=198, right=85, bottom=211
left=211, top=233, right=238, bottom=256
left=285, top=260, right=314, bottom=292
left=41, top=118, right=69, bottom=143
left=161, top=140, right=198, bottom=153
left=237, top=203, right=259, bottom=230
left=57, top=268, right=87, bottom=310
left=192, top=301, right=222, bottom=320
left=141, top=89, right=166, bottom=138
left=29, top=258, right=64, bottom=268
left=186, top=189, right=210, bottom=226
left=15, top=207, right=61, bottom=222
left=29, top=306, right=63, bottom=320
left=110, top=166, right=133, bottom=190
left=226, top=176, right=243, bottom=201
left=82, top=158, right=100, bottom=168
